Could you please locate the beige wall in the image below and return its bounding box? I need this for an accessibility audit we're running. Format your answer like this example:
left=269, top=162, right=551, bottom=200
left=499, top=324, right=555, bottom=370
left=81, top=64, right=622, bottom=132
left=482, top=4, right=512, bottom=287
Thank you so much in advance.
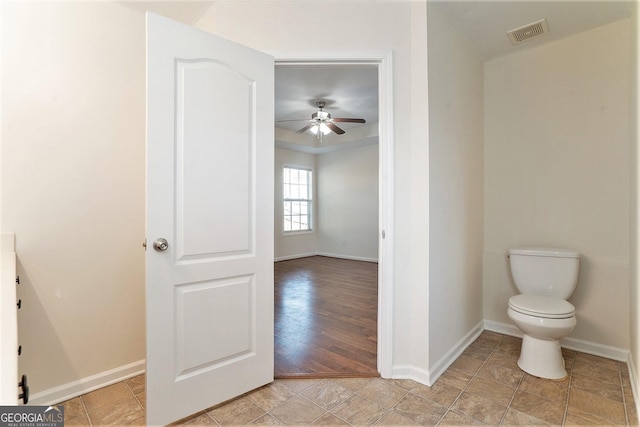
left=1, top=0, right=432, bottom=395
left=317, top=144, right=379, bottom=261
left=5, top=0, right=633, bottom=401
left=1, top=1, right=146, bottom=395
left=198, top=1, right=432, bottom=375
left=483, top=19, right=633, bottom=349
left=275, top=144, right=379, bottom=262
left=427, top=4, right=485, bottom=370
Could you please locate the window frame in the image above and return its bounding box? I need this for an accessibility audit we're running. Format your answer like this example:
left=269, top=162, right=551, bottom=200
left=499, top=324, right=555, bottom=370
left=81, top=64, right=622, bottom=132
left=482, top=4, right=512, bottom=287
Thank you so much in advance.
left=282, top=165, right=314, bottom=235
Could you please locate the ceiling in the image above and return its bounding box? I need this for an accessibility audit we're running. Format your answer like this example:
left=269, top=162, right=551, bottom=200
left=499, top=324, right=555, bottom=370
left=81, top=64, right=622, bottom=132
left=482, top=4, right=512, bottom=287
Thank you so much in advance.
left=116, top=1, right=215, bottom=24
left=430, top=0, right=634, bottom=61
left=274, top=66, right=379, bottom=150
left=274, top=0, right=633, bottom=151
left=115, top=0, right=634, bottom=151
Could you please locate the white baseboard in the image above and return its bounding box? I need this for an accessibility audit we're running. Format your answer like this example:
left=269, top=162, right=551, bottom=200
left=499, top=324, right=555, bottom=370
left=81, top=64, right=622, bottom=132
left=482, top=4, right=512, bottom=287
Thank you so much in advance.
left=428, top=320, right=484, bottom=384
left=391, top=321, right=484, bottom=387
left=626, top=353, right=640, bottom=422
left=561, top=337, right=631, bottom=362
left=316, top=252, right=378, bottom=263
left=275, top=252, right=378, bottom=263
left=483, top=319, right=630, bottom=362
left=391, top=364, right=432, bottom=386
left=274, top=253, right=318, bottom=262
left=482, top=319, right=523, bottom=339
left=392, top=319, right=635, bottom=392
left=29, top=359, right=145, bottom=406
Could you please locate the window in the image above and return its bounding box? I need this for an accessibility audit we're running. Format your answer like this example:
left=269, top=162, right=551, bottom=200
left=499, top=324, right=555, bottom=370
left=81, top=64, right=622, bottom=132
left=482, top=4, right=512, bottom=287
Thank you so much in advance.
left=283, top=166, right=312, bottom=232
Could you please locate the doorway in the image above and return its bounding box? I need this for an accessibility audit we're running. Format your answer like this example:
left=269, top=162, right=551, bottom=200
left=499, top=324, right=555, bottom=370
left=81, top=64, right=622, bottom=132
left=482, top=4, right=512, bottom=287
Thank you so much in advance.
left=272, top=53, right=394, bottom=378
left=145, top=16, right=394, bottom=425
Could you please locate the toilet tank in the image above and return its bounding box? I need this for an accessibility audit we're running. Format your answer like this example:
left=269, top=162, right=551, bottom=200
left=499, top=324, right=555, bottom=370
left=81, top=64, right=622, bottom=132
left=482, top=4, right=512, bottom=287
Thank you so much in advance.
left=508, top=247, right=580, bottom=299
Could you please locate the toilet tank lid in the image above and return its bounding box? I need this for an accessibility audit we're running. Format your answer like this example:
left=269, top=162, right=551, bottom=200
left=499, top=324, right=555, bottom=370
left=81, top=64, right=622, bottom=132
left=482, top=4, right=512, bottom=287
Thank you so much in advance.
left=509, top=247, right=580, bottom=258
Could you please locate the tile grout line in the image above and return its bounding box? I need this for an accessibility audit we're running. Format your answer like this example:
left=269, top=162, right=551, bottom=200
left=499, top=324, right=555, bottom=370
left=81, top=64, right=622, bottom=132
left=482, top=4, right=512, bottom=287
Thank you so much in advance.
left=291, top=377, right=348, bottom=426
left=432, top=338, right=506, bottom=425
left=377, top=383, right=415, bottom=426
left=446, top=338, right=503, bottom=425
left=298, top=393, right=334, bottom=426
left=561, top=357, right=574, bottom=426
left=207, top=387, right=264, bottom=425
left=499, top=370, right=525, bottom=426
left=357, top=378, right=423, bottom=425
left=251, top=378, right=346, bottom=426
left=493, top=338, right=525, bottom=426
left=79, top=394, right=95, bottom=427
left=207, top=412, right=222, bottom=427
left=320, top=379, right=379, bottom=426
left=124, top=377, right=145, bottom=413
left=342, top=379, right=404, bottom=426
left=433, top=379, right=468, bottom=426
left=619, top=361, right=631, bottom=427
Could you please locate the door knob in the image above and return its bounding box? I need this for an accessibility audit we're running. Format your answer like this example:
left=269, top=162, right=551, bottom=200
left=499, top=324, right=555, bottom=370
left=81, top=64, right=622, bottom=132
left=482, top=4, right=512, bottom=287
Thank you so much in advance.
left=153, top=238, right=169, bottom=252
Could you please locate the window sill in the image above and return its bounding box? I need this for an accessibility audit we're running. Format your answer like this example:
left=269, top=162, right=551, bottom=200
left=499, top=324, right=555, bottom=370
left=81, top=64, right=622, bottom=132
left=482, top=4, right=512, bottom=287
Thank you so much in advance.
left=282, top=230, right=314, bottom=237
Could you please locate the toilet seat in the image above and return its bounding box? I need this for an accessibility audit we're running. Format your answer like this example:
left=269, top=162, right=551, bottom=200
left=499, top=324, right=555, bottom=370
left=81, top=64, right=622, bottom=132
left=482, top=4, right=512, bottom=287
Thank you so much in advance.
left=508, top=294, right=575, bottom=319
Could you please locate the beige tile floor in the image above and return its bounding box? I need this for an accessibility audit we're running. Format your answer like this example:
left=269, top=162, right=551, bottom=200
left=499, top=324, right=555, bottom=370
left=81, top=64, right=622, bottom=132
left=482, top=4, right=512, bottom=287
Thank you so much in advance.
left=59, top=331, right=639, bottom=426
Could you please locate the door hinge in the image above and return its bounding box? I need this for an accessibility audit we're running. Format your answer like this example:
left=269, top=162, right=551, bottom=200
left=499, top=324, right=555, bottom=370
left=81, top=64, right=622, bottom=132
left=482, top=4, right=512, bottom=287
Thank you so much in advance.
left=16, top=276, right=20, bottom=285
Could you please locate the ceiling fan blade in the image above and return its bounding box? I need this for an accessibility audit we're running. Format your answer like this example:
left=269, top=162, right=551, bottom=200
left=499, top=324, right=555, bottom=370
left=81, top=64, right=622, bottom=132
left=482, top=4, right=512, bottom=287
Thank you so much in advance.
left=326, top=123, right=346, bottom=135
left=332, top=118, right=366, bottom=123
left=296, top=123, right=316, bottom=134
left=276, top=119, right=311, bottom=123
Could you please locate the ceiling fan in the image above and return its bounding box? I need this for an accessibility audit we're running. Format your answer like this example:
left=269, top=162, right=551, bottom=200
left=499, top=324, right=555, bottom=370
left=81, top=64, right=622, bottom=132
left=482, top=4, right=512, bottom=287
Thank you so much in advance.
left=278, top=101, right=366, bottom=141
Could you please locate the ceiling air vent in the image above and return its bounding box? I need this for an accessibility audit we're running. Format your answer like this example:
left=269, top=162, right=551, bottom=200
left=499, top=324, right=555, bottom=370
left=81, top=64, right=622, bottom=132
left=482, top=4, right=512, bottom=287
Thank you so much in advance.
left=507, top=19, right=549, bottom=45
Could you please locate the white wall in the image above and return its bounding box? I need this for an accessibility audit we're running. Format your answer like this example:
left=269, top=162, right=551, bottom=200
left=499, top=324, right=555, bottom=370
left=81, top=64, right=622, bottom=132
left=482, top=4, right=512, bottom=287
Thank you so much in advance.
left=317, top=144, right=379, bottom=261
left=483, top=19, right=633, bottom=349
left=427, top=4, right=485, bottom=373
left=274, top=148, right=317, bottom=260
left=275, top=144, right=379, bottom=262
left=1, top=1, right=146, bottom=396
left=630, top=0, right=640, bottom=392
left=198, top=1, right=432, bottom=377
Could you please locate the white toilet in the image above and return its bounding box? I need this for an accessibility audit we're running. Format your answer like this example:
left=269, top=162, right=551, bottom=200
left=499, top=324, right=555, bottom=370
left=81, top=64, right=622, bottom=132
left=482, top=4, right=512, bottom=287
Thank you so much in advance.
left=507, top=247, right=580, bottom=380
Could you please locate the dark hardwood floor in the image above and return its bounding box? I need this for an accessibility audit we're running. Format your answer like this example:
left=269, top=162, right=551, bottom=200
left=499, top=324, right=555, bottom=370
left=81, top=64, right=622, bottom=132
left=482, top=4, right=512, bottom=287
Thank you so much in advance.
left=274, top=256, right=379, bottom=378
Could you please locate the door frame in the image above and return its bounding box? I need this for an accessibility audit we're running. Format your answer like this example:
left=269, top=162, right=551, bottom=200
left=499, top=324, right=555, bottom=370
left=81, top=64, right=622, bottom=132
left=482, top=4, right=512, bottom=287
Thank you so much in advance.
left=269, top=50, right=394, bottom=377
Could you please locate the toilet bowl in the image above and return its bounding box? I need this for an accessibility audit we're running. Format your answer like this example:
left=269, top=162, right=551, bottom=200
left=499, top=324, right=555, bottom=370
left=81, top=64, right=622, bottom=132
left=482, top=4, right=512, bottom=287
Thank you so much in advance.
left=507, top=247, right=580, bottom=380
left=508, top=294, right=576, bottom=379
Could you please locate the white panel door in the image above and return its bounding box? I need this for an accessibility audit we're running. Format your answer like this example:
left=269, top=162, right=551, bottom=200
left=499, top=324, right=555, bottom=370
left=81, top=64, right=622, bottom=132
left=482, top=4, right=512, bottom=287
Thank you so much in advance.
left=146, top=13, right=274, bottom=426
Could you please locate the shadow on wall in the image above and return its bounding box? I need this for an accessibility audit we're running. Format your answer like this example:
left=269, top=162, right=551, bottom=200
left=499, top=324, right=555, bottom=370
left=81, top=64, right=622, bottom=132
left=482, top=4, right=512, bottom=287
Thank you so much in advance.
left=16, top=258, right=77, bottom=396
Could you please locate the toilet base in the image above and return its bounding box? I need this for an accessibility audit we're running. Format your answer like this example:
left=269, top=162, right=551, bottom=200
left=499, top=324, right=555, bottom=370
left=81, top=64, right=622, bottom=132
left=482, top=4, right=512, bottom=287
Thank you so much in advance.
left=517, top=335, right=567, bottom=380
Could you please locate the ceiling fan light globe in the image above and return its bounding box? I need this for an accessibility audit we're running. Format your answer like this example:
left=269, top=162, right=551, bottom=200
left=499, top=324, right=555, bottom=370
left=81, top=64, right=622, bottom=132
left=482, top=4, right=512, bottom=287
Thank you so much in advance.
left=309, top=123, right=331, bottom=136
left=319, top=123, right=331, bottom=135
